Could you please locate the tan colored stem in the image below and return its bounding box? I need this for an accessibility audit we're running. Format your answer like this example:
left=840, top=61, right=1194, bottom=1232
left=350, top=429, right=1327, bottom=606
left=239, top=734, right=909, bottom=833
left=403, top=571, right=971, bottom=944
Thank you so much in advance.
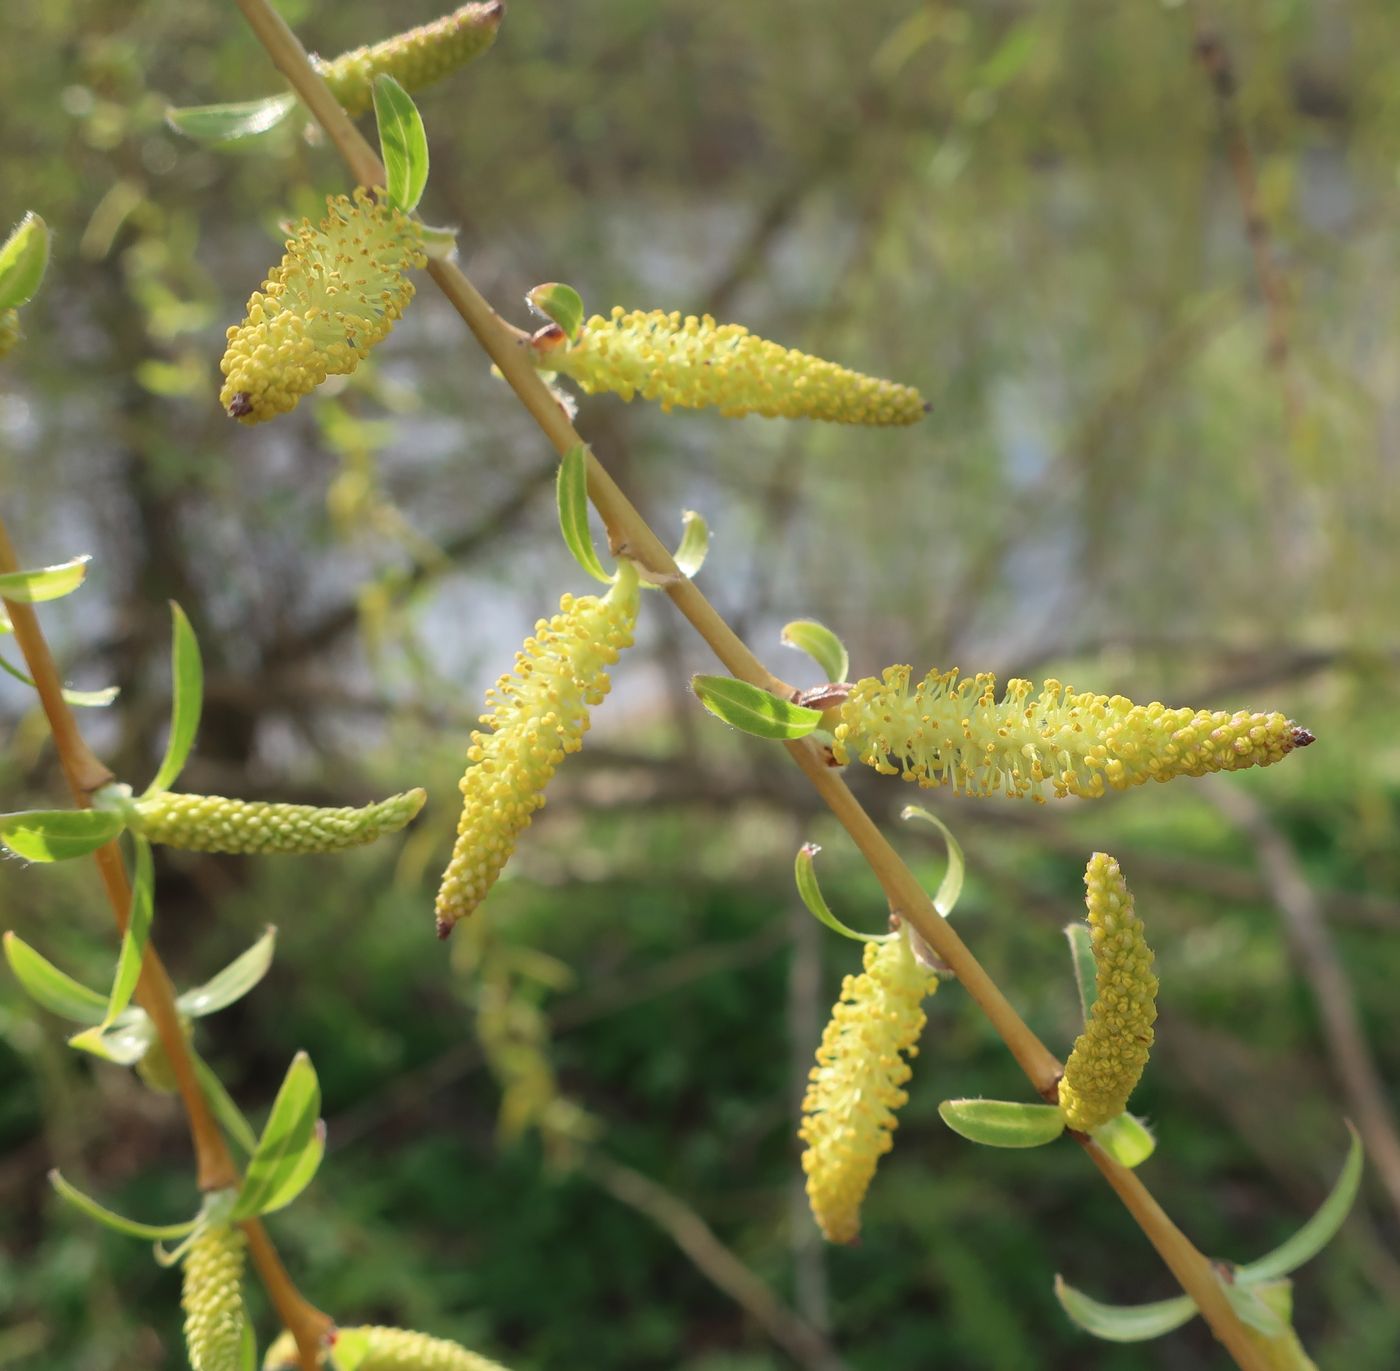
left=229, top=3, right=1270, bottom=1363
left=243, top=1217, right=333, bottom=1366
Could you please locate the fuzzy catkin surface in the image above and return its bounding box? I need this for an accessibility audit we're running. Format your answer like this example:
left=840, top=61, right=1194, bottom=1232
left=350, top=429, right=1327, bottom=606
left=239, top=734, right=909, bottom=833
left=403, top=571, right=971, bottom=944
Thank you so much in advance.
left=182, top=1225, right=246, bottom=1371
left=264, top=1325, right=512, bottom=1370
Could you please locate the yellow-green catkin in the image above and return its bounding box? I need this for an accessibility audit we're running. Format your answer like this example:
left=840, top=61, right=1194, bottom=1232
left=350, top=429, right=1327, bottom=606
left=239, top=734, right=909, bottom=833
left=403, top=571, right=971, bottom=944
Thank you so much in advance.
left=1057, top=854, right=1157, bottom=1133
left=312, top=2, right=504, bottom=118
left=264, top=1325, right=512, bottom=1371
left=182, top=1224, right=247, bottom=1371
left=530, top=307, right=927, bottom=425
left=799, top=928, right=937, bottom=1244
left=831, top=666, right=1313, bottom=803
left=0, top=309, right=20, bottom=357
left=132, top=788, right=426, bottom=855
left=434, top=565, right=640, bottom=938
left=220, top=189, right=426, bottom=425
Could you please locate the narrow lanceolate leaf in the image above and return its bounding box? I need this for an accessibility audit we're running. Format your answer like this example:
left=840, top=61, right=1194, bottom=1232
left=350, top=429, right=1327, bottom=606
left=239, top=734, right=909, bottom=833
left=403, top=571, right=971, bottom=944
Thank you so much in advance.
left=1065, top=921, right=1097, bottom=1021
left=178, top=928, right=277, bottom=1019
left=49, top=1169, right=200, bottom=1241
left=899, top=806, right=965, bottom=917
left=373, top=76, right=429, bottom=214
left=3, top=932, right=108, bottom=1024
left=147, top=602, right=204, bottom=796
left=191, top=1053, right=259, bottom=1155
left=233, top=1052, right=323, bottom=1219
left=0, top=212, right=51, bottom=312
left=164, top=94, right=297, bottom=145
left=938, top=1099, right=1067, bottom=1149
left=527, top=282, right=584, bottom=341
left=0, top=808, right=124, bottom=862
left=692, top=675, right=823, bottom=741
left=1235, top=1123, right=1364, bottom=1285
left=66, top=1014, right=154, bottom=1066
left=83, top=838, right=155, bottom=1035
left=672, top=509, right=710, bottom=580
left=556, top=444, right=611, bottom=584
left=781, top=620, right=849, bottom=686
left=1091, top=1112, right=1156, bottom=1169
left=1053, top=1276, right=1197, bottom=1343
left=0, top=554, right=90, bottom=604
left=794, top=843, right=890, bottom=943
left=0, top=652, right=119, bottom=706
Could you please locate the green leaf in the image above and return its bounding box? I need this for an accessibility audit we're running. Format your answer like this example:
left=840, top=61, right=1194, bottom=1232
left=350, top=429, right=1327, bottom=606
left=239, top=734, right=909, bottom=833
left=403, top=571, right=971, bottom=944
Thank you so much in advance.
left=3, top=932, right=109, bottom=1024
left=373, top=76, right=429, bottom=214
left=1053, top=1276, right=1197, bottom=1343
left=1091, top=1113, right=1156, bottom=1169
left=49, top=1169, right=200, bottom=1241
left=101, top=837, right=155, bottom=1027
left=164, top=94, right=297, bottom=145
left=1224, top=1280, right=1290, bottom=1337
left=1236, top=1122, right=1363, bottom=1285
left=938, top=1098, right=1067, bottom=1148
left=233, top=1052, right=323, bottom=1220
left=780, top=619, right=849, bottom=684
left=556, top=444, right=611, bottom=584
left=179, top=927, right=277, bottom=1019
left=0, top=554, right=90, bottom=604
left=692, top=675, right=823, bottom=741
left=67, top=1014, right=154, bottom=1066
left=192, top=1052, right=259, bottom=1154
left=672, top=509, right=710, bottom=580
left=793, top=843, right=891, bottom=943
left=0, top=808, right=124, bottom=862
left=0, top=213, right=51, bottom=312
left=526, top=283, right=585, bottom=341
left=899, top=806, right=966, bottom=917
left=239, top=1320, right=259, bottom=1371
left=0, top=651, right=119, bottom=707
left=1065, top=921, right=1097, bottom=1021
left=145, top=602, right=203, bottom=797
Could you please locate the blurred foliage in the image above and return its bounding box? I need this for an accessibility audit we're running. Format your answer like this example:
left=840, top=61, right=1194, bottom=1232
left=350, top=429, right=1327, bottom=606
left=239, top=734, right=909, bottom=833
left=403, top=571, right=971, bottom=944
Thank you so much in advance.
left=3, top=0, right=1400, bottom=1367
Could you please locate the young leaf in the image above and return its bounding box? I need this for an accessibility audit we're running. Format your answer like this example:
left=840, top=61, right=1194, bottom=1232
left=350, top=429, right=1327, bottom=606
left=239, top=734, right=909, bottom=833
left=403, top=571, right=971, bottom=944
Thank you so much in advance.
left=67, top=1014, right=155, bottom=1066
left=526, top=283, right=584, bottom=341
left=373, top=76, right=429, bottom=214
left=0, top=808, right=124, bottom=862
left=233, top=1052, right=323, bottom=1220
left=3, top=932, right=108, bottom=1024
left=938, top=1098, right=1067, bottom=1148
left=794, top=843, right=891, bottom=943
left=192, top=1052, right=259, bottom=1155
left=252, top=1119, right=326, bottom=1217
left=72, top=837, right=155, bottom=1039
left=164, top=94, right=297, bottom=145
left=899, top=806, right=965, bottom=916
left=672, top=509, right=710, bottom=580
left=49, top=1169, right=200, bottom=1241
left=239, top=1320, right=259, bottom=1371
left=145, top=602, right=203, bottom=797
left=0, top=212, right=51, bottom=312
left=0, top=651, right=119, bottom=706
left=0, top=554, right=90, bottom=604
left=780, top=619, right=849, bottom=685
left=1065, top=921, right=1097, bottom=1021
left=178, top=927, right=277, bottom=1019
left=1091, top=1112, right=1156, bottom=1169
left=692, top=674, right=823, bottom=741
left=1053, top=1275, right=1197, bottom=1343
left=556, top=444, right=612, bottom=584
left=1235, top=1122, right=1363, bottom=1285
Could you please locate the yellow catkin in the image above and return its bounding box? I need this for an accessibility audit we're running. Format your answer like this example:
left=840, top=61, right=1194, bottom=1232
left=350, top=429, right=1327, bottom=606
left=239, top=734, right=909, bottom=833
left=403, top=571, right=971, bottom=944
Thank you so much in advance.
left=219, top=189, right=426, bottom=424
left=1057, top=854, right=1158, bottom=1133
left=434, top=566, right=639, bottom=937
left=0, top=309, right=20, bottom=357
left=132, top=788, right=426, bottom=855
left=531, top=307, right=927, bottom=425
left=830, top=666, right=1313, bottom=803
left=312, top=2, right=504, bottom=118
left=799, top=929, right=937, bottom=1244
left=182, top=1224, right=246, bottom=1371
left=264, top=1325, right=512, bottom=1371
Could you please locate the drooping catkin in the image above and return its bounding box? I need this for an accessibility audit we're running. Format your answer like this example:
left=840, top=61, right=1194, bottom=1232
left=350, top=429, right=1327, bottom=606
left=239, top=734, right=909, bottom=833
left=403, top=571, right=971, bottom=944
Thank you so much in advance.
left=531, top=307, right=927, bottom=425
left=132, top=788, right=426, bottom=855
left=1057, top=854, right=1157, bottom=1133
left=182, top=1224, right=246, bottom=1371
left=264, top=1324, right=513, bottom=1370
left=831, top=666, right=1312, bottom=802
left=219, top=189, right=425, bottom=424
left=434, top=565, right=639, bottom=938
left=799, top=928, right=936, bottom=1244
left=312, top=2, right=504, bottom=117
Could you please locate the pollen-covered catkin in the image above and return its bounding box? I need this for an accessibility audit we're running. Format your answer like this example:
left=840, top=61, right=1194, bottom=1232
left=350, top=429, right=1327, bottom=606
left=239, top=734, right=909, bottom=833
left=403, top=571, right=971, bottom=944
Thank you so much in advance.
left=182, top=1224, right=246, bottom=1371
left=434, top=565, right=639, bottom=938
left=263, top=1325, right=512, bottom=1370
left=219, top=189, right=425, bottom=424
left=1057, top=854, right=1157, bottom=1133
left=831, top=666, right=1312, bottom=802
left=532, top=307, right=927, bottom=425
left=312, top=2, right=503, bottom=117
left=799, top=929, right=936, bottom=1244
left=132, top=788, right=425, bottom=855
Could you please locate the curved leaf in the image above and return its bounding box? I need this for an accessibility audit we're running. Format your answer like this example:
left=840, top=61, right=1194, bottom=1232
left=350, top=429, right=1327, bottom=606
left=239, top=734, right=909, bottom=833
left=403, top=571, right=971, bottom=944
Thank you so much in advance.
left=0, top=212, right=51, bottom=312
left=0, top=554, right=90, bottom=605
left=899, top=806, right=966, bottom=917
left=672, top=509, right=710, bottom=580
left=556, top=444, right=611, bottom=584
left=101, top=837, right=155, bottom=1027
left=233, top=1052, right=322, bottom=1220
left=692, top=675, right=822, bottom=741
left=49, top=1169, right=199, bottom=1241
left=145, top=602, right=203, bottom=796
left=527, top=283, right=584, bottom=341
left=939, top=1098, right=1066, bottom=1148
left=0, top=651, right=119, bottom=706
left=164, top=94, right=297, bottom=145
left=793, top=843, right=891, bottom=943
left=1091, top=1112, right=1156, bottom=1169
left=1053, top=1275, right=1197, bottom=1343
left=179, top=927, right=277, bottom=1019
left=67, top=1014, right=154, bottom=1067
left=0, top=808, right=124, bottom=862
left=3, top=932, right=108, bottom=1024
left=780, top=619, right=849, bottom=684
left=1065, top=921, right=1097, bottom=1021
left=373, top=76, right=429, bottom=214
left=191, top=1052, right=259, bottom=1155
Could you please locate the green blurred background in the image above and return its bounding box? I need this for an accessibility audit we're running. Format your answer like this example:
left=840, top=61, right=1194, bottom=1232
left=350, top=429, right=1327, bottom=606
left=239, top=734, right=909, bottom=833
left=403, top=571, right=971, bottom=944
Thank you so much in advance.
left=3, top=0, right=1399, bottom=1366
